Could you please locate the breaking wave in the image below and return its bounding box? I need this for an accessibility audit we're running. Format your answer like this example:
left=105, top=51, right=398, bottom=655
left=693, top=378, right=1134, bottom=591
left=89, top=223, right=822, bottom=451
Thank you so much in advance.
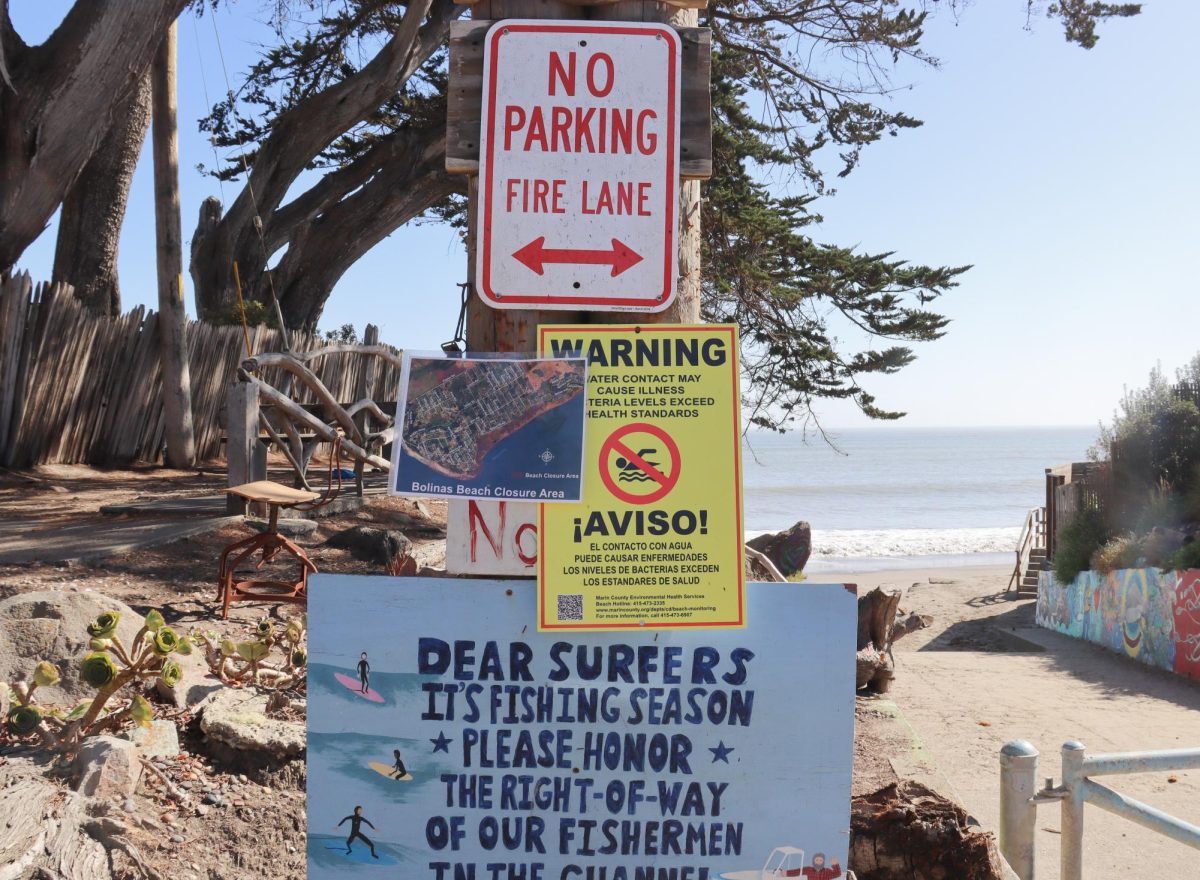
left=745, top=526, right=1021, bottom=573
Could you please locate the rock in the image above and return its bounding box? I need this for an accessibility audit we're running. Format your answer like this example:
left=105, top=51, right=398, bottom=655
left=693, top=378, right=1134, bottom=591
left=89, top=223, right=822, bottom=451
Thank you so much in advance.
left=327, top=525, right=413, bottom=566
left=75, top=736, right=143, bottom=800
left=124, top=719, right=180, bottom=758
left=747, top=521, right=811, bottom=577
left=155, top=646, right=223, bottom=709
left=246, top=517, right=319, bottom=537
left=0, top=590, right=144, bottom=703
left=196, top=689, right=305, bottom=762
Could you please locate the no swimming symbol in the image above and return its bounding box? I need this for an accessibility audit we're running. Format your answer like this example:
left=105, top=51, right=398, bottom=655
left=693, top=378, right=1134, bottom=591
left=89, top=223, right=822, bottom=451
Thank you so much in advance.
left=598, top=423, right=681, bottom=504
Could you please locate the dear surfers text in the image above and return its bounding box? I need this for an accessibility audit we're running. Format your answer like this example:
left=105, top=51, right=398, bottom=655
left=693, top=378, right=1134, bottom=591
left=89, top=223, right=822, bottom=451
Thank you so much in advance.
left=418, top=637, right=755, bottom=880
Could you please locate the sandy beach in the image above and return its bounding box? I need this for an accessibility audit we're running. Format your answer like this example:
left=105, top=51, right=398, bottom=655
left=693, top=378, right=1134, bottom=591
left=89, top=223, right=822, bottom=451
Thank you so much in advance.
left=841, top=563, right=1200, bottom=879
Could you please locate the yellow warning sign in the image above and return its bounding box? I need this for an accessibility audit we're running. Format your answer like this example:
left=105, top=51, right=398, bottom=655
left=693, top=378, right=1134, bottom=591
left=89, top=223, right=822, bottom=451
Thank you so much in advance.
left=538, top=324, right=744, bottom=630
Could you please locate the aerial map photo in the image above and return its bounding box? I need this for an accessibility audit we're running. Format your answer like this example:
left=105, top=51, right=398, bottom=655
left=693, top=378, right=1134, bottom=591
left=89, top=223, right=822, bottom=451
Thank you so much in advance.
left=390, top=355, right=587, bottom=501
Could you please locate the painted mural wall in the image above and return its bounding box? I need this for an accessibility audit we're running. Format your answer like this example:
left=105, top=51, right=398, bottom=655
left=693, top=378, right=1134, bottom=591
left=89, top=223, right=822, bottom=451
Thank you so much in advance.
left=1037, top=568, right=1200, bottom=680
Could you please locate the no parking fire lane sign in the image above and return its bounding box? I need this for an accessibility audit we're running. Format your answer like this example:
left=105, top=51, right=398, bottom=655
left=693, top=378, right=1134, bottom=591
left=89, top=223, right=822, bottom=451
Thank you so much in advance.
left=539, top=325, right=744, bottom=630
left=477, top=21, right=681, bottom=311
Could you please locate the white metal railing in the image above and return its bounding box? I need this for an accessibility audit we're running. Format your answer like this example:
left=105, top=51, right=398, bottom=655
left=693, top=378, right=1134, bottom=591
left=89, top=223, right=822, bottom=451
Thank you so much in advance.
left=1000, top=739, right=1200, bottom=879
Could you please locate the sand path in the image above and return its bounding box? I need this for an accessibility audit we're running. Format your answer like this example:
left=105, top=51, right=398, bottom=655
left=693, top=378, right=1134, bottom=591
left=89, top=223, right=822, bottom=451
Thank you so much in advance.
left=841, top=565, right=1200, bottom=878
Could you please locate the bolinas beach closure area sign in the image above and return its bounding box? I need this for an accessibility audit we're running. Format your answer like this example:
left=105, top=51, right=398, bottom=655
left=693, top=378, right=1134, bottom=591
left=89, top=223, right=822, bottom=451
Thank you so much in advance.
left=476, top=21, right=680, bottom=311
left=538, top=325, right=743, bottom=630
left=391, top=354, right=588, bottom=503
left=306, top=576, right=855, bottom=879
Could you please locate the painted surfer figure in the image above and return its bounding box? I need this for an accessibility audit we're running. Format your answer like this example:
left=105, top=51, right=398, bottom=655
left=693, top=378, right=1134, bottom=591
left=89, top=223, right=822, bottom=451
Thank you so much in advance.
left=357, top=651, right=370, bottom=694
left=390, top=748, right=407, bottom=779
left=337, top=805, right=379, bottom=859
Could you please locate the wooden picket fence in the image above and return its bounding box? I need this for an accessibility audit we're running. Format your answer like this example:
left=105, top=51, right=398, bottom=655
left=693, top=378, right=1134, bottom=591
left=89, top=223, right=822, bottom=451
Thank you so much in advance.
left=0, top=273, right=401, bottom=468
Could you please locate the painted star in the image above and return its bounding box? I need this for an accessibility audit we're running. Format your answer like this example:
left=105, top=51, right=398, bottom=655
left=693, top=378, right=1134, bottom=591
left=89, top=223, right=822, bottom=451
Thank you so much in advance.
left=430, top=731, right=452, bottom=754
left=709, top=741, right=734, bottom=764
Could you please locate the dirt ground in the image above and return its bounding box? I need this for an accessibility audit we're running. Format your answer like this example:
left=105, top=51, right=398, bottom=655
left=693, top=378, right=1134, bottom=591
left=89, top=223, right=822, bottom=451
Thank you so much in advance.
left=6, top=467, right=1197, bottom=878
left=0, top=463, right=449, bottom=880
left=841, top=565, right=1200, bottom=879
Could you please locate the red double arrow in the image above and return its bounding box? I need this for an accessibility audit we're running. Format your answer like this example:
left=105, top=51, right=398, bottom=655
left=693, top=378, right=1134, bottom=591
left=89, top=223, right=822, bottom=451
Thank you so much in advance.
left=512, top=237, right=643, bottom=277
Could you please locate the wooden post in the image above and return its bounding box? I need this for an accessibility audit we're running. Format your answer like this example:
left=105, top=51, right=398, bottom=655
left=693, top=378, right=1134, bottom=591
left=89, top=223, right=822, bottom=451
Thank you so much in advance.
left=591, top=2, right=702, bottom=327
left=151, top=22, right=198, bottom=468
left=353, top=323, right=381, bottom=495
left=226, top=380, right=259, bottom=513
left=463, top=0, right=704, bottom=353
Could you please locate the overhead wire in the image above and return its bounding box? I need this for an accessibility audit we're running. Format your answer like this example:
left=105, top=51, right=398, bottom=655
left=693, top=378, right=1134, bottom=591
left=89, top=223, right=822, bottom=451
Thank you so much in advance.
left=191, top=15, right=253, bottom=358
left=207, top=6, right=293, bottom=353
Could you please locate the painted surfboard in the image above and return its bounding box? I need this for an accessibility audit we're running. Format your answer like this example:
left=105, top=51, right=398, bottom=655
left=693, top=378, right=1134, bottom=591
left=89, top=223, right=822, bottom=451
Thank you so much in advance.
left=322, top=843, right=399, bottom=865
left=368, top=761, right=413, bottom=781
left=333, top=672, right=384, bottom=703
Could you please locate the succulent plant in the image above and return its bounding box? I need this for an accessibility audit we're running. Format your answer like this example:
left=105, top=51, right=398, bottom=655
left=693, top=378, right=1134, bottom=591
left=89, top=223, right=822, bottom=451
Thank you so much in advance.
left=151, top=626, right=180, bottom=656
left=80, top=652, right=118, bottom=688
left=7, top=704, right=42, bottom=736
left=128, top=695, right=153, bottom=728
left=159, top=660, right=183, bottom=688
left=10, top=604, right=201, bottom=754
left=194, top=616, right=306, bottom=691
left=86, top=611, right=121, bottom=639
left=236, top=641, right=270, bottom=663
left=33, top=662, right=60, bottom=688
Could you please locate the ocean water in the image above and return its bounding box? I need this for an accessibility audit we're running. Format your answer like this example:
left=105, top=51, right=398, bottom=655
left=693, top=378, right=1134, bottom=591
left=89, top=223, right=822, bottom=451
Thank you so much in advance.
left=741, top=426, right=1096, bottom=572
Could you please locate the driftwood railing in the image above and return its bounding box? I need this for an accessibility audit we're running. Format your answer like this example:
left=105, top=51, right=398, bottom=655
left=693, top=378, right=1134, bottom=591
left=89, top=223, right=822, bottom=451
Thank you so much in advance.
left=226, top=343, right=403, bottom=505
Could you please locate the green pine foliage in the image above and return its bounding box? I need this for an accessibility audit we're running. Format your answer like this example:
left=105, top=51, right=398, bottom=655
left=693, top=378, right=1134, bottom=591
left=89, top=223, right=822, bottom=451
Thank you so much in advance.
left=702, top=51, right=966, bottom=429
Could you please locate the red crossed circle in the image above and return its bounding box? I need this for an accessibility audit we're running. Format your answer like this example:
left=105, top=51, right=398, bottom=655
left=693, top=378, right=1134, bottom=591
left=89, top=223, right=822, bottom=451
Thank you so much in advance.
left=598, top=423, right=681, bottom=505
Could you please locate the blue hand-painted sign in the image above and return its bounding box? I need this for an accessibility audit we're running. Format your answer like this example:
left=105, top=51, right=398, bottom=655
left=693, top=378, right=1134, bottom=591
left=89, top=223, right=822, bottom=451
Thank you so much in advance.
left=307, top=576, right=856, bottom=879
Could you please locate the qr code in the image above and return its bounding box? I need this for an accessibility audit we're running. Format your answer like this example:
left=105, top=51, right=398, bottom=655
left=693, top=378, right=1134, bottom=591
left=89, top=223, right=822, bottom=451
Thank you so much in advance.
left=557, top=594, right=584, bottom=621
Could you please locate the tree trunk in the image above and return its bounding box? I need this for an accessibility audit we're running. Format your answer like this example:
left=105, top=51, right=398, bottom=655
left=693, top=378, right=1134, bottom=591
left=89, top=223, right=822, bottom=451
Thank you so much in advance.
left=856, top=587, right=930, bottom=691
left=52, top=73, right=152, bottom=315
left=0, top=1, right=189, bottom=273
left=151, top=23, right=196, bottom=468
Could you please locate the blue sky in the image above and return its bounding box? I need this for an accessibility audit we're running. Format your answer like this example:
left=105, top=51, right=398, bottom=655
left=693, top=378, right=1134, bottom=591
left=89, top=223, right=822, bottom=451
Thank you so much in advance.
left=10, top=2, right=1198, bottom=429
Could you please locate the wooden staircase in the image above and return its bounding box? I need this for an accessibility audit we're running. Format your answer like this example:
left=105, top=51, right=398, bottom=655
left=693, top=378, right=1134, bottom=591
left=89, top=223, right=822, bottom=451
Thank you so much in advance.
left=1019, top=549, right=1048, bottom=592
left=1009, top=507, right=1048, bottom=595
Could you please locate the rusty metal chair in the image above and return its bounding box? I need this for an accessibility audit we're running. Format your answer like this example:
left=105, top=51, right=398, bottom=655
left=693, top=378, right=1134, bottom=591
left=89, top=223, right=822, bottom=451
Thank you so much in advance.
left=217, top=438, right=344, bottom=619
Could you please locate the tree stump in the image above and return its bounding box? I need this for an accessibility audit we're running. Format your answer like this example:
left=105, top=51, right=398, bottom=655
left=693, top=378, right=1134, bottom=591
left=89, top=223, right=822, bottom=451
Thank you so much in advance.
left=0, top=758, right=114, bottom=879
left=857, top=588, right=931, bottom=691
left=849, top=780, right=1007, bottom=879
